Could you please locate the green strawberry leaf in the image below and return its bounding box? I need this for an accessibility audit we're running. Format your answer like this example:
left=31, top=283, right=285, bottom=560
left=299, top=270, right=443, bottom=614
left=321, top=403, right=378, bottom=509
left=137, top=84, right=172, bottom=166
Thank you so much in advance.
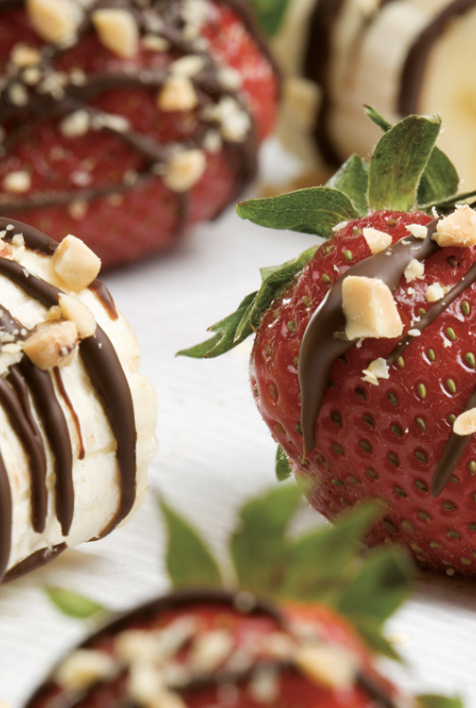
left=365, top=106, right=459, bottom=208
left=237, top=187, right=360, bottom=238
left=178, top=247, right=317, bottom=358
left=368, top=114, right=442, bottom=211
left=230, top=483, right=303, bottom=595
left=276, top=444, right=292, bottom=481
left=160, top=498, right=223, bottom=589
left=246, top=0, right=291, bottom=36
left=44, top=586, right=106, bottom=620
left=326, top=154, right=369, bottom=216
left=354, top=617, right=401, bottom=660
left=417, top=696, right=464, bottom=708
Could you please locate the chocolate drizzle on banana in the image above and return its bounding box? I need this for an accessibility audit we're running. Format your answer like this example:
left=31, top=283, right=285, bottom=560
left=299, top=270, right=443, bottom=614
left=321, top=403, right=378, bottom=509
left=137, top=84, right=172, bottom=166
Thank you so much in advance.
left=0, top=216, right=136, bottom=582
left=23, top=588, right=400, bottom=708
left=0, top=0, right=275, bottom=225
left=298, top=216, right=476, bottom=497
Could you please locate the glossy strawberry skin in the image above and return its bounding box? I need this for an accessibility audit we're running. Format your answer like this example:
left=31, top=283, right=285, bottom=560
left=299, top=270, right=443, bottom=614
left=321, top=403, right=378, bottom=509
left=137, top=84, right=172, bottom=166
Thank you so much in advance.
left=0, top=2, right=278, bottom=269
left=250, top=210, right=476, bottom=575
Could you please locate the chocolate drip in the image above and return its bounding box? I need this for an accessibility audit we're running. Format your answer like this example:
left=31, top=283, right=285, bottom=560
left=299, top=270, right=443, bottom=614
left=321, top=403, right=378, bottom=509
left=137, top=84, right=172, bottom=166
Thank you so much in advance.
left=88, top=280, right=118, bottom=320
left=0, top=0, right=273, bottom=229
left=399, top=0, right=476, bottom=116
left=53, top=368, right=85, bottom=461
left=0, top=449, right=11, bottom=582
left=20, top=358, right=74, bottom=535
left=298, top=220, right=438, bottom=453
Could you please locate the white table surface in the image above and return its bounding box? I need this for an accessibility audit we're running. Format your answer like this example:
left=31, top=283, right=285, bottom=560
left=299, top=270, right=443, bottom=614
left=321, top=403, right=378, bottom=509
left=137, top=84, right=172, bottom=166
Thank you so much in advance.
left=0, top=139, right=475, bottom=706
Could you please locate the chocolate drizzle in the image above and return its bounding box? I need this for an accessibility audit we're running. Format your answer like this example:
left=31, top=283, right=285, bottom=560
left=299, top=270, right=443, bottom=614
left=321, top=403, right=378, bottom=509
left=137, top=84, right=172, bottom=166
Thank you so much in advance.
left=0, top=216, right=137, bottom=580
left=299, top=219, right=438, bottom=454
left=0, top=0, right=277, bottom=241
left=0, top=448, right=11, bottom=582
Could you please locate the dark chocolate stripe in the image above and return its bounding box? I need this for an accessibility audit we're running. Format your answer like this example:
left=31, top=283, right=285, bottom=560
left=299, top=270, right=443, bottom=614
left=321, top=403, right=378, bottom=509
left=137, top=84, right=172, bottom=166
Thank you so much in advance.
left=0, top=375, right=47, bottom=533
left=0, top=448, right=12, bottom=582
left=20, top=358, right=74, bottom=536
left=298, top=220, right=438, bottom=453
left=53, top=368, right=85, bottom=461
left=399, top=0, right=476, bottom=115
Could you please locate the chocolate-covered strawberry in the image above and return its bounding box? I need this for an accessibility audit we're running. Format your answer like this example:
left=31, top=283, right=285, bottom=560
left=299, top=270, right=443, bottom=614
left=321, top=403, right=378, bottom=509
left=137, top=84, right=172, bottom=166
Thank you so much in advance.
left=0, top=0, right=279, bottom=269
left=182, top=109, right=476, bottom=576
left=24, top=486, right=461, bottom=708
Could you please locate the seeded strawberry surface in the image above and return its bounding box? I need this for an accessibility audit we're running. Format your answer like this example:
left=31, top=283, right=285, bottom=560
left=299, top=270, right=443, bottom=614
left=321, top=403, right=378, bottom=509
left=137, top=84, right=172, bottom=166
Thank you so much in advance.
left=0, top=1, right=278, bottom=269
left=250, top=210, right=476, bottom=575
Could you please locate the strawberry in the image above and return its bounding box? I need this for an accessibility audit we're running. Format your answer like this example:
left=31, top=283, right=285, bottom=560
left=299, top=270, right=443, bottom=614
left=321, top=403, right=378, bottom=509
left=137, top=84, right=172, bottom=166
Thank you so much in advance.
left=0, top=0, right=279, bottom=269
left=24, top=486, right=460, bottom=708
left=181, top=108, right=476, bottom=576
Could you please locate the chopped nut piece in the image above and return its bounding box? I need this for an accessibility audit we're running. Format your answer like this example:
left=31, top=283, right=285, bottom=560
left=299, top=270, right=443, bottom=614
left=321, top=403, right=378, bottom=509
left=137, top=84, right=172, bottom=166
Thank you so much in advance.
left=163, top=149, right=206, bottom=192
left=52, top=235, right=101, bottom=292
left=157, top=76, right=198, bottom=112
left=3, top=170, right=31, bottom=194
left=10, top=43, right=42, bottom=68
left=342, top=276, right=403, bottom=340
left=248, top=666, right=279, bottom=704
left=362, top=357, right=390, bottom=386
left=404, top=258, right=424, bottom=283
left=58, top=293, right=96, bottom=338
left=27, top=0, right=75, bottom=43
left=362, top=227, right=392, bottom=254
left=55, top=649, right=116, bottom=690
left=407, top=223, right=428, bottom=239
left=426, top=282, right=446, bottom=302
left=171, top=55, right=206, bottom=77
left=60, top=110, right=90, bottom=138
left=295, top=643, right=357, bottom=689
left=22, top=321, right=79, bottom=370
left=453, top=408, right=476, bottom=436
left=434, top=205, right=476, bottom=247
left=142, top=34, right=170, bottom=52
left=190, top=629, right=233, bottom=672
left=92, top=9, right=139, bottom=58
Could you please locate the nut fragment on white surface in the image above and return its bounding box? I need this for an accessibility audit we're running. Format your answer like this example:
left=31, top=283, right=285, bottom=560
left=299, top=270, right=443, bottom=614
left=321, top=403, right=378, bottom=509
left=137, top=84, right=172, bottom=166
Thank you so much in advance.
left=363, top=227, right=392, bottom=254
left=453, top=408, right=476, bottom=436
left=27, top=0, right=75, bottom=43
left=362, top=357, right=390, bottom=386
left=157, top=76, right=198, bottom=112
left=295, top=644, right=357, bottom=689
left=52, top=234, right=101, bottom=292
left=434, top=205, right=476, bottom=247
left=55, top=649, right=117, bottom=690
left=404, top=258, right=424, bottom=283
left=342, top=276, right=403, bottom=340
left=58, top=293, right=96, bottom=338
left=164, top=149, right=206, bottom=192
left=92, top=9, right=139, bottom=58
left=22, top=320, right=79, bottom=370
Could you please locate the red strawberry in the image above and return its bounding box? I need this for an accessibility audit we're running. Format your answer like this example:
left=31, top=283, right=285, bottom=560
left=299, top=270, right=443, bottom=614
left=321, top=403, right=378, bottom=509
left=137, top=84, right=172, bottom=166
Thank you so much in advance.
left=0, top=0, right=279, bottom=269
left=25, top=488, right=456, bottom=708
left=182, top=110, right=476, bottom=576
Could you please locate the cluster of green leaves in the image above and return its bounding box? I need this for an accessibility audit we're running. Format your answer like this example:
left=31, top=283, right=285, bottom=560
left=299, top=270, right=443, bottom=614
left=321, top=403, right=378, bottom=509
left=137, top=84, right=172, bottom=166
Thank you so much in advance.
left=179, top=107, right=469, bottom=361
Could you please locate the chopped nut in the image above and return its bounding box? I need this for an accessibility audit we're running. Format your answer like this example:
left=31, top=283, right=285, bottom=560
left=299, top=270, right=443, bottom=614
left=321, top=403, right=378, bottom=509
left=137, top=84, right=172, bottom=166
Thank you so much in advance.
left=434, top=205, right=476, bottom=247
left=453, top=408, right=476, bottom=436
left=10, top=43, right=42, bottom=68
left=163, top=149, right=206, bottom=192
left=22, top=321, right=79, bottom=370
left=58, top=293, right=96, bottom=338
left=342, top=276, right=403, bottom=340
left=60, top=110, right=90, bottom=138
left=362, top=227, right=392, bottom=255
left=295, top=643, right=357, bottom=689
left=426, top=282, right=446, bottom=302
left=52, top=235, right=101, bottom=292
left=190, top=629, right=233, bottom=672
left=68, top=200, right=89, bottom=220
left=55, top=649, right=116, bottom=690
left=171, top=54, right=206, bottom=77
left=404, top=258, right=424, bottom=283
left=407, top=223, right=428, bottom=239
left=248, top=667, right=279, bottom=704
left=3, top=170, right=31, bottom=194
left=142, top=34, right=170, bottom=52
left=92, top=9, right=139, bottom=58
left=27, top=0, right=75, bottom=43
left=157, top=76, right=198, bottom=112
left=362, top=357, right=390, bottom=386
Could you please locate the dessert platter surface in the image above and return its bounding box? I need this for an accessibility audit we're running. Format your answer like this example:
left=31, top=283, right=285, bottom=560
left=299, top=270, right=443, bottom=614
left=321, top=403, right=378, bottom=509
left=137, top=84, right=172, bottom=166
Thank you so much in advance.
left=0, top=139, right=476, bottom=706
